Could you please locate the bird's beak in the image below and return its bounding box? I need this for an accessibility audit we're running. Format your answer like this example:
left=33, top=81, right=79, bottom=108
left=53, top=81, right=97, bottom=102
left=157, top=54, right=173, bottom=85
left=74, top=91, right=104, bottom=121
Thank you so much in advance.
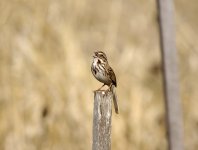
left=93, top=51, right=97, bottom=58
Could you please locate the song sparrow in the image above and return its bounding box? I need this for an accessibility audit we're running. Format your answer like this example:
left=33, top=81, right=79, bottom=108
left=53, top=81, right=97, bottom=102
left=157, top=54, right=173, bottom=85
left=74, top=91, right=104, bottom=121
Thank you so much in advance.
left=91, top=51, right=119, bottom=114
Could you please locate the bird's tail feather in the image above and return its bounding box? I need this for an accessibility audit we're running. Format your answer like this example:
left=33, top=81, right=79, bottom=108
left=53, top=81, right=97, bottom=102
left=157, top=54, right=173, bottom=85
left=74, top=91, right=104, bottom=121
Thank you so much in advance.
left=110, top=85, right=119, bottom=114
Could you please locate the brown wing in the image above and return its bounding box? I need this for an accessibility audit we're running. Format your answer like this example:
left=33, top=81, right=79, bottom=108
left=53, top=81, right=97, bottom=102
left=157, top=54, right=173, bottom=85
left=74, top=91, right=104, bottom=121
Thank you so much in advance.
left=108, top=66, right=117, bottom=87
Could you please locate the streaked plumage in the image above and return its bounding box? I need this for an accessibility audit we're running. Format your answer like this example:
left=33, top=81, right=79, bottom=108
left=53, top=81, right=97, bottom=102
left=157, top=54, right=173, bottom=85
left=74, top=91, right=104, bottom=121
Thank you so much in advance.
left=91, top=51, right=119, bottom=114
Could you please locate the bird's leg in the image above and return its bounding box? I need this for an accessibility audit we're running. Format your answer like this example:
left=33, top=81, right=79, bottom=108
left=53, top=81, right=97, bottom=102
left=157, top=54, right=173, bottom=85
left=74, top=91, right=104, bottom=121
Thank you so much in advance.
left=96, top=84, right=105, bottom=91
left=107, top=83, right=113, bottom=92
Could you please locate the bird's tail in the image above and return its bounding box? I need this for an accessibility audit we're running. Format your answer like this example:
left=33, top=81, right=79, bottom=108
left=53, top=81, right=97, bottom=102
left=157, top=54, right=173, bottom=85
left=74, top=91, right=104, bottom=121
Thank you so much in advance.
left=110, top=85, right=119, bottom=114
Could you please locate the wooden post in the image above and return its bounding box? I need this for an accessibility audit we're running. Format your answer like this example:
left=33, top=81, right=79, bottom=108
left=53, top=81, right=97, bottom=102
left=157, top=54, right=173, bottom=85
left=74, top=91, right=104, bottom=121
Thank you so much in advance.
left=92, top=91, right=112, bottom=150
left=157, top=0, right=184, bottom=150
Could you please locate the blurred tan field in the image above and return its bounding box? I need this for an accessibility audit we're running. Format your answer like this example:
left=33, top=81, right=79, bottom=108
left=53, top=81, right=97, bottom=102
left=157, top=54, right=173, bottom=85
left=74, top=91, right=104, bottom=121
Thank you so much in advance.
left=0, top=0, right=198, bottom=150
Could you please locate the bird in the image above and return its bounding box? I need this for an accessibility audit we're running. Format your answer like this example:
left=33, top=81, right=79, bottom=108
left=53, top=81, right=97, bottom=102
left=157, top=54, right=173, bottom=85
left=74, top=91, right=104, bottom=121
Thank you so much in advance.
left=91, top=51, right=119, bottom=114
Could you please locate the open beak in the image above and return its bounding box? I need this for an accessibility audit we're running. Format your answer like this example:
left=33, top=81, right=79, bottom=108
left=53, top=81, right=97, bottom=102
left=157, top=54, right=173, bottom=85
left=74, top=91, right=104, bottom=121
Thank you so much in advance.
left=93, top=51, right=97, bottom=58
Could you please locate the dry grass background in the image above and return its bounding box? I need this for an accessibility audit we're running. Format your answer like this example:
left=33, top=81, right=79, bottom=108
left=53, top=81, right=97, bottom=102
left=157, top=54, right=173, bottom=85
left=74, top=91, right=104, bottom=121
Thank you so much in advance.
left=0, top=0, right=197, bottom=150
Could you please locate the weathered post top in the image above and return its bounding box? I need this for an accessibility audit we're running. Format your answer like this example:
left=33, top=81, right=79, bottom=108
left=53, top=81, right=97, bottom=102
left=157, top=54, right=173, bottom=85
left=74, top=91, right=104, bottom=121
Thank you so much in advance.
left=92, top=90, right=113, bottom=150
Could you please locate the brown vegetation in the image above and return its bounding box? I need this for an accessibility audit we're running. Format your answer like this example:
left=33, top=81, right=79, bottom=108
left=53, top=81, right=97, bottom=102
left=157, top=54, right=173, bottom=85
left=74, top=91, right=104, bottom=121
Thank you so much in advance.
left=0, top=0, right=197, bottom=149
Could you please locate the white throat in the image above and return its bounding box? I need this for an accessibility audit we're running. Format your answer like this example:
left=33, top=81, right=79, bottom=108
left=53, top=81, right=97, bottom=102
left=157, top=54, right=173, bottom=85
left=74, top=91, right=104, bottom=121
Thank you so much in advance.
left=93, top=57, right=98, bottom=68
